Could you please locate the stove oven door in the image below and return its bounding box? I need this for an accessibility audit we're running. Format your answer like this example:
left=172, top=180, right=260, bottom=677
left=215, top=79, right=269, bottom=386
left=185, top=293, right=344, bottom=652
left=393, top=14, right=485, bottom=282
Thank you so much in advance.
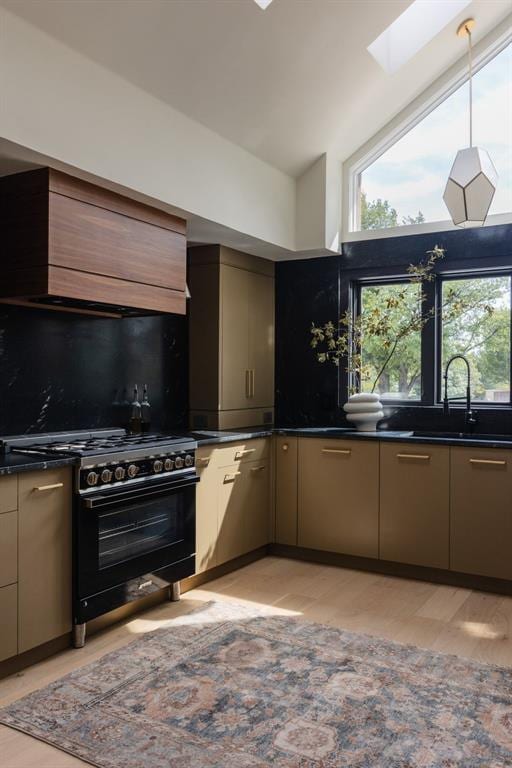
left=75, top=474, right=197, bottom=619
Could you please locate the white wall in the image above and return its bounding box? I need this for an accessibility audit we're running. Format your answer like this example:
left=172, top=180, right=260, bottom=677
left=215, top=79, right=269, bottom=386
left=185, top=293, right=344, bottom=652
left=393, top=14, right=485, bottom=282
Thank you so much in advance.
left=0, top=7, right=297, bottom=252
left=296, top=154, right=341, bottom=254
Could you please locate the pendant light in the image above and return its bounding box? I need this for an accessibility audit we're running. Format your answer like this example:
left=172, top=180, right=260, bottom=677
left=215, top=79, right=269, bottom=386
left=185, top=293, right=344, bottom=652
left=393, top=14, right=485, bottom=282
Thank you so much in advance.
left=443, top=18, right=498, bottom=228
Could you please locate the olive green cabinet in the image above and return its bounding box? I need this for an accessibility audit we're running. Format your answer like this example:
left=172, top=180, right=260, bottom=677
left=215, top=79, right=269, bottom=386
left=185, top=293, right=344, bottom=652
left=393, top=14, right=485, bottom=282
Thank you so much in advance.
left=451, top=446, right=512, bottom=580
left=380, top=443, right=450, bottom=569
left=194, top=440, right=271, bottom=574
left=0, top=467, right=72, bottom=662
left=298, top=438, right=379, bottom=558
left=275, top=436, right=298, bottom=545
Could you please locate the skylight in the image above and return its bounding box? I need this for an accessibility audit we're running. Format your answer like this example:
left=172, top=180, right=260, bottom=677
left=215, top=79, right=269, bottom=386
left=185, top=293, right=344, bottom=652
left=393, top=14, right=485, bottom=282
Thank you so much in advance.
left=368, top=0, right=472, bottom=75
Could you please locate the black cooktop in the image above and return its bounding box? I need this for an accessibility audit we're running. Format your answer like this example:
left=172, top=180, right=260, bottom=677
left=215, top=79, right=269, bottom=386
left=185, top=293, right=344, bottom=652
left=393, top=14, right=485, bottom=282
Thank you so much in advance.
left=4, top=430, right=194, bottom=458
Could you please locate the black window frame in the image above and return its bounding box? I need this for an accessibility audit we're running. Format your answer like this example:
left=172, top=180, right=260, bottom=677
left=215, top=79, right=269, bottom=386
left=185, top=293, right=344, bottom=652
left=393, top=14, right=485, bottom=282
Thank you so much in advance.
left=354, top=276, right=425, bottom=406
left=436, top=269, right=512, bottom=408
left=345, top=265, right=512, bottom=410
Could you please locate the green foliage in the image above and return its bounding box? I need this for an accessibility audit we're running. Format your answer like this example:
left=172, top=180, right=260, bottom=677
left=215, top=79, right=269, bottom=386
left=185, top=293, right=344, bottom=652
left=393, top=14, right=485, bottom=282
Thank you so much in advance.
left=360, top=192, right=425, bottom=230
left=311, top=249, right=511, bottom=402
left=311, top=246, right=446, bottom=395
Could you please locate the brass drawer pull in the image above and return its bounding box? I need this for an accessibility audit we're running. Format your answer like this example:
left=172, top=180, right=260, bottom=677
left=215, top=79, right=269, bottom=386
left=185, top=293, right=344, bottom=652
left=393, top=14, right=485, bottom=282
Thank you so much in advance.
left=250, top=465, right=266, bottom=473
left=33, top=482, right=64, bottom=492
left=322, top=448, right=351, bottom=455
left=396, top=453, right=430, bottom=461
left=223, top=472, right=241, bottom=483
left=197, top=457, right=210, bottom=467
left=235, top=449, right=256, bottom=459
left=469, top=458, right=507, bottom=466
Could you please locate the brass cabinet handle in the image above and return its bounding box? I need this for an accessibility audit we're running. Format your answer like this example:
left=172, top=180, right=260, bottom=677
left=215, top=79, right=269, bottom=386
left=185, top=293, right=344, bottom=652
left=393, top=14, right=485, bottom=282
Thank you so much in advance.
left=197, top=457, right=210, bottom=467
left=396, top=453, right=430, bottom=461
left=33, top=482, right=64, bottom=492
left=282, top=443, right=289, bottom=452
left=322, top=448, right=351, bottom=455
left=223, top=472, right=241, bottom=483
left=251, top=369, right=255, bottom=398
left=250, top=465, right=266, bottom=473
left=469, top=458, right=507, bottom=466
left=235, top=448, right=256, bottom=459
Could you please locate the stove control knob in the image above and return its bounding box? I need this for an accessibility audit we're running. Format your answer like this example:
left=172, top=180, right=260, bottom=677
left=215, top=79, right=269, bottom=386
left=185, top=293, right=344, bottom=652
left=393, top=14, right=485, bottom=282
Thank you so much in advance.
left=114, top=466, right=125, bottom=481
left=184, top=454, right=194, bottom=467
left=101, top=469, right=113, bottom=484
left=86, top=471, right=99, bottom=487
left=127, top=464, right=139, bottom=479
left=153, top=459, right=164, bottom=473
left=164, top=458, right=174, bottom=472
left=174, top=456, right=184, bottom=469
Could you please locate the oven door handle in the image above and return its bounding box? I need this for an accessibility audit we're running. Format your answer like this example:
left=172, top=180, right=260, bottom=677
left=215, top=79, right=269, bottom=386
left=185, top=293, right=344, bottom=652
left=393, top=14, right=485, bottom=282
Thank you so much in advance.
left=83, top=475, right=199, bottom=509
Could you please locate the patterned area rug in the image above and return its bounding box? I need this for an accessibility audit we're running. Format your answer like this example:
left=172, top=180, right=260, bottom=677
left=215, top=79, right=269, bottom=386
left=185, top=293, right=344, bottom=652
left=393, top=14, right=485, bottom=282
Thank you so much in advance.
left=1, top=600, right=512, bottom=767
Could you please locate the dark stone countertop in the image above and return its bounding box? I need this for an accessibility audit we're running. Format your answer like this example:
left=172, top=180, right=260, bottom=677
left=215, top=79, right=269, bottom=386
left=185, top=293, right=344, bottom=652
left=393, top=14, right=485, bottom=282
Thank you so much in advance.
left=274, top=427, right=512, bottom=450
left=188, top=428, right=274, bottom=447
left=188, top=426, right=512, bottom=450
left=0, top=453, right=77, bottom=477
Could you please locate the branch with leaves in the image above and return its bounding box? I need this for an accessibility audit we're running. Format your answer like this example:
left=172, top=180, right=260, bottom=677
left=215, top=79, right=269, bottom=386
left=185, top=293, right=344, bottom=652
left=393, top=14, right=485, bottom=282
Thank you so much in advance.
left=311, top=246, right=493, bottom=396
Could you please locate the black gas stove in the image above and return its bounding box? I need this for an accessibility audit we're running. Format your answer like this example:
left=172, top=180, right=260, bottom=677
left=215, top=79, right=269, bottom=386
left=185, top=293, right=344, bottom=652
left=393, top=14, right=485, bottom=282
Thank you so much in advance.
left=6, top=429, right=198, bottom=646
left=8, top=428, right=197, bottom=492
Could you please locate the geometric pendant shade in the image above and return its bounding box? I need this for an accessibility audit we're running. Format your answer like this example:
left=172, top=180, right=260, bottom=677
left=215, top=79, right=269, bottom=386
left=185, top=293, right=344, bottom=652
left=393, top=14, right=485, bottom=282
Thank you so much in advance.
left=443, top=146, right=498, bottom=228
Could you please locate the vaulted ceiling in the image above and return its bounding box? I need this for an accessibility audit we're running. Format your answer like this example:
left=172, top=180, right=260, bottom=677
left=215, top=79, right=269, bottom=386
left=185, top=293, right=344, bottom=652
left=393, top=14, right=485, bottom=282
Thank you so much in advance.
left=2, top=0, right=510, bottom=177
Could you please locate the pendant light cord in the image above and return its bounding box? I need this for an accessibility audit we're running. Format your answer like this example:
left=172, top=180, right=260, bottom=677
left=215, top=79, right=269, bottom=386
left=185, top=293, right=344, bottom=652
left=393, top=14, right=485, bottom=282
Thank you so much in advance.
left=466, top=23, right=473, bottom=148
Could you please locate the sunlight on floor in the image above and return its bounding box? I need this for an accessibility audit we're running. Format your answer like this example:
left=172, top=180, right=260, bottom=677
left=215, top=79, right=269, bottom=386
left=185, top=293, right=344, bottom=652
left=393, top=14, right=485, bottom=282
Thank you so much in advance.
left=126, top=591, right=304, bottom=634
left=459, top=621, right=502, bottom=640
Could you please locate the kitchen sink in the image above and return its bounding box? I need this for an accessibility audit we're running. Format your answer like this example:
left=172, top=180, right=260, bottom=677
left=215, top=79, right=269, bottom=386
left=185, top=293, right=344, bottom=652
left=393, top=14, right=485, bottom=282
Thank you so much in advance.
left=411, top=430, right=512, bottom=441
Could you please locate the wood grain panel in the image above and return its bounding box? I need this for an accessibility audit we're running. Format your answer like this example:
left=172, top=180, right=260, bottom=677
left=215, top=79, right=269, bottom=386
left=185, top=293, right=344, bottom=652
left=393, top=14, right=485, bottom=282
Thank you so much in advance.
left=48, top=266, right=186, bottom=315
left=49, top=170, right=186, bottom=234
left=49, top=193, right=186, bottom=290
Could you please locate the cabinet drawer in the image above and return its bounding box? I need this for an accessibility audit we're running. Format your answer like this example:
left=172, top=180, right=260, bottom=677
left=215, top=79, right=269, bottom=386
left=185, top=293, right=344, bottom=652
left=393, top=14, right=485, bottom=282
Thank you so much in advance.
left=0, top=475, right=17, bottom=514
left=0, top=584, right=18, bottom=662
left=380, top=443, right=449, bottom=569
left=212, top=439, right=269, bottom=469
left=0, top=510, right=18, bottom=587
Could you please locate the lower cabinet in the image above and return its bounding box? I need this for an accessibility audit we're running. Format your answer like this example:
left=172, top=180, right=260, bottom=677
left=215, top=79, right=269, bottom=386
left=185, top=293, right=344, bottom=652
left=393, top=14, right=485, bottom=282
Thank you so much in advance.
left=195, top=447, right=219, bottom=574
left=218, top=460, right=270, bottom=563
left=275, top=436, right=298, bottom=545
left=298, top=438, right=379, bottom=558
left=380, top=443, right=450, bottom=569
left=451, top=446, right=512, bottom=580
left=0, top=584, right=17, bottom=662
left=194, top=440, right=271, bottom=574
left=18, top=468, right=72, bottom=654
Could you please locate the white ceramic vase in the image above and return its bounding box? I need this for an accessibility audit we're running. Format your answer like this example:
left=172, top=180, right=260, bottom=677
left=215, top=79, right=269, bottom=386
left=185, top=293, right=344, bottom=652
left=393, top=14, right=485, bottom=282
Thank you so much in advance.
left=343, top=393, right=384, bottom=432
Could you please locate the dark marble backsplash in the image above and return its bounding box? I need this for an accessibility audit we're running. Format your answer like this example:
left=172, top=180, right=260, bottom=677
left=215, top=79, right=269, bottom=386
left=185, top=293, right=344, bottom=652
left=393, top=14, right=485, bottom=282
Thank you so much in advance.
left=275, top=223, right=512, bottom=436
left=0, top=305, right=188, bottom=436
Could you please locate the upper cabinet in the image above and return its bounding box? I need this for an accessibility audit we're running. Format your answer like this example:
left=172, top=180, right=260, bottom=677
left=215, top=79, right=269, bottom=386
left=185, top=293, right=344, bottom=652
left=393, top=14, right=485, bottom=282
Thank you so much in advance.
left=0, top=168, right=187, bottom=316
left=189, top=245, right=274, bottom=429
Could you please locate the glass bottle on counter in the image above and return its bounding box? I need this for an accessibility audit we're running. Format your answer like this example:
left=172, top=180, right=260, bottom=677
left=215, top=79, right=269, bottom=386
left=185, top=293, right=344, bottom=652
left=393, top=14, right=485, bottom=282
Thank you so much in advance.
left=141, top=385, right=151, bottom=433
left=128, top=385, right=142, bottom=433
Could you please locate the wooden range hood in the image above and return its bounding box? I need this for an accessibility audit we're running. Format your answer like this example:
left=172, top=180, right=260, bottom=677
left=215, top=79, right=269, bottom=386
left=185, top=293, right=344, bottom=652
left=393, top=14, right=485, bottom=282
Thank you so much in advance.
left=0, top=168, right=187, bottom=317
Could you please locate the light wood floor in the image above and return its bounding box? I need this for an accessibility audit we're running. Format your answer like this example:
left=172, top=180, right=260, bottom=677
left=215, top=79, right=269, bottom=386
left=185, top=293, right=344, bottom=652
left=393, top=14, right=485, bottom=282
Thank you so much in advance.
left=2, top=556, right=512, bottom=767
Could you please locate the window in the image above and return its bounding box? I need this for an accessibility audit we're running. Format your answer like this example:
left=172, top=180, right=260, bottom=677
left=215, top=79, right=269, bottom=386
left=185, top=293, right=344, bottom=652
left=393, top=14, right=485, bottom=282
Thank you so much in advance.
left=441, top=275, right=511, bottom=403
left=359, top=281, right=422, bottom=401
left=358, top=42, right=512, bottom=230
